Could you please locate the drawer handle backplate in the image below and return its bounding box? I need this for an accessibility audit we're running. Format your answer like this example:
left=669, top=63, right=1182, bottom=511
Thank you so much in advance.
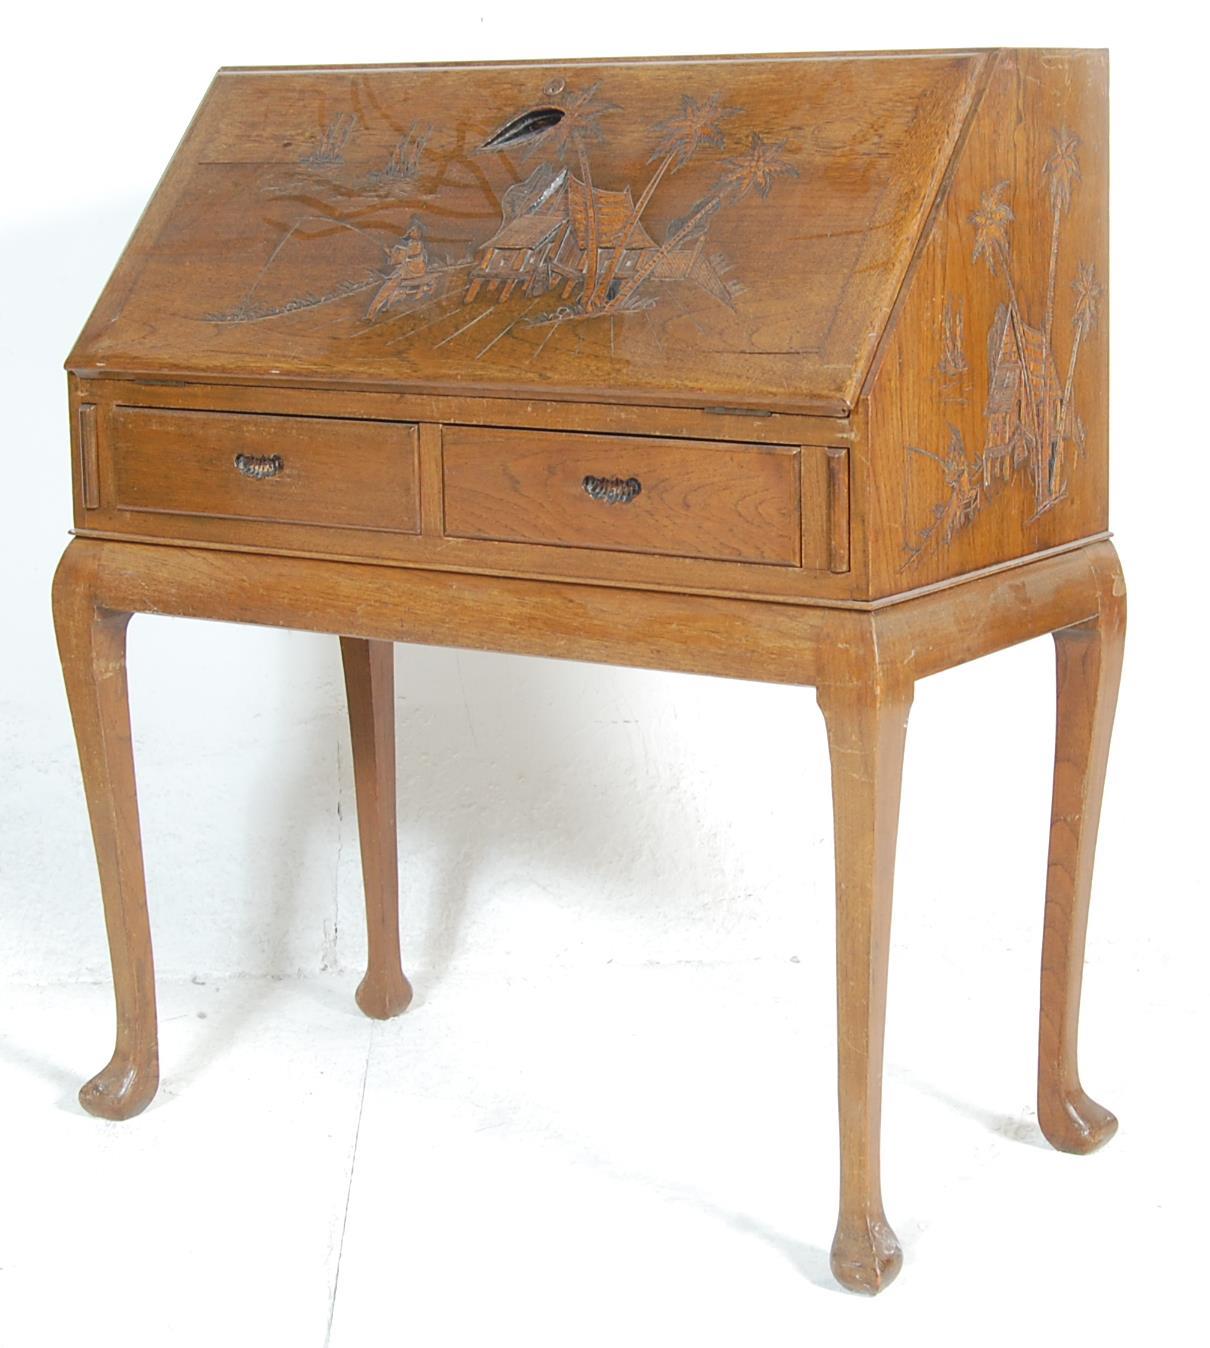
left=234, top=452, right=284, bottom=480
left=582, top=474, right=642, bottom=505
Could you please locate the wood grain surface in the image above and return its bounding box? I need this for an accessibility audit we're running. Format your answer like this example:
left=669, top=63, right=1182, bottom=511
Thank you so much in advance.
left=443, top=425, right=801, bottom=564
left=70, top=376, right=845, bottom=601
left=110, top=406, right=421, bottom=533
left=862, top=49, right=1108, bottom=597
left=68, top=52, right=984, bottom=415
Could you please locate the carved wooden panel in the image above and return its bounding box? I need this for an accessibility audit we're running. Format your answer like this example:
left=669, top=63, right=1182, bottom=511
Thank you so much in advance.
left=68, top=53, right=984, bottom=415
left=861, top=49, right=1108, bottom=598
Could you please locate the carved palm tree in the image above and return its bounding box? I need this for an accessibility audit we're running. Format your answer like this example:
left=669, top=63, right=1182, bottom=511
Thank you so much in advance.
left=1060, top=261, right=1102, bottom=431
left=970, top=180, right=1016, bottom=287
left=604, top=133, right=797, bottom=313
left=1038, top=262, right=1100, bottom=506
left=586, top=91, right=738, bottom=309
left=1037, top=128, right=1082, bottom=506
left=971, top=180, right=1042, bottom=459
left=1043, top=128, right=1081, bottom=341
left=717, top=132, right=800, bottom=201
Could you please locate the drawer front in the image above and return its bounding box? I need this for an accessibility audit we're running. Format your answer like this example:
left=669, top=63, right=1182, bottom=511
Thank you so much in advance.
left=110, top=407, right=420, bottom=533
left=442, top=427, right=801, bottom=566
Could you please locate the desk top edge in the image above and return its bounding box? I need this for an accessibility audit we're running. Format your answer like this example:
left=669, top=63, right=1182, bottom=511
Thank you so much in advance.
left=210, top=47, right=1105, bottom=77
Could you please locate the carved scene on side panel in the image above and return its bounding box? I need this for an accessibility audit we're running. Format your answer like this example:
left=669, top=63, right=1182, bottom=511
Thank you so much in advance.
left=901, top=128, right=1102, bottom=570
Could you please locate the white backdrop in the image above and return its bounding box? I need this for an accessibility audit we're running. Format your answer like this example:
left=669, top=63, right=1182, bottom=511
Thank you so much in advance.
left=1, top=4, right=1204, bottom=1040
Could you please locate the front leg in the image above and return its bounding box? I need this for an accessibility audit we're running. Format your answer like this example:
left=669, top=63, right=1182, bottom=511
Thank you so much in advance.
left=1038, top=564, right=1126, bottom=1154
left=340, top=637, right=413, bottom=1019
left=817, top=667, right=913, bottom=1294
left=52, top=542, right=159, bottom=1120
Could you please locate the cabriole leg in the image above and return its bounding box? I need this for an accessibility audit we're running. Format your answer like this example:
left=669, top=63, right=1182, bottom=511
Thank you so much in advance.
left=1038, top=571, right=1126, bottom=1154
left=340, top=637, right=413, bottom=1020
left=817, top=668, right=913, bottom=1294
left=52, top=542, right=159, bottom=1120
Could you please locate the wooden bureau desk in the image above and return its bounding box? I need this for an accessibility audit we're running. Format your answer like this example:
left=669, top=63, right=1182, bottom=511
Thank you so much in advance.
left=53, top=48, right=1122, bottom=1294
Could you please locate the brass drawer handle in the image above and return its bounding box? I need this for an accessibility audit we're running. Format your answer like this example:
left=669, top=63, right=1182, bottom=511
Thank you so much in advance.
left=582, top=474, right=642, bottom=505
left=234, top=452, right=284, bottom=480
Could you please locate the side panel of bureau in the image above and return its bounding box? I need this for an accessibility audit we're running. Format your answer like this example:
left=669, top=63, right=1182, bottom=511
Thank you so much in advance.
left=860, top=49, right=1109, bottom=600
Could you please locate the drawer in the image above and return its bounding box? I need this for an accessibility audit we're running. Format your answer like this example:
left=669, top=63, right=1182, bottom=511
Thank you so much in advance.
left=442, top=427, right=801, bottom=566
left=109, top=407, right=421, bottom=534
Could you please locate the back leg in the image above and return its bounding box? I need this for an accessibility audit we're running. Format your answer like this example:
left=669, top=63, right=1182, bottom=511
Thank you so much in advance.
left=340, top=637, right=413, bottom=1020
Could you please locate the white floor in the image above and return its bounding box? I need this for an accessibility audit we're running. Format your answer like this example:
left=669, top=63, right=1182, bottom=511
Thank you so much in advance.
left=0, top=957, right=1198, bottom=1346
